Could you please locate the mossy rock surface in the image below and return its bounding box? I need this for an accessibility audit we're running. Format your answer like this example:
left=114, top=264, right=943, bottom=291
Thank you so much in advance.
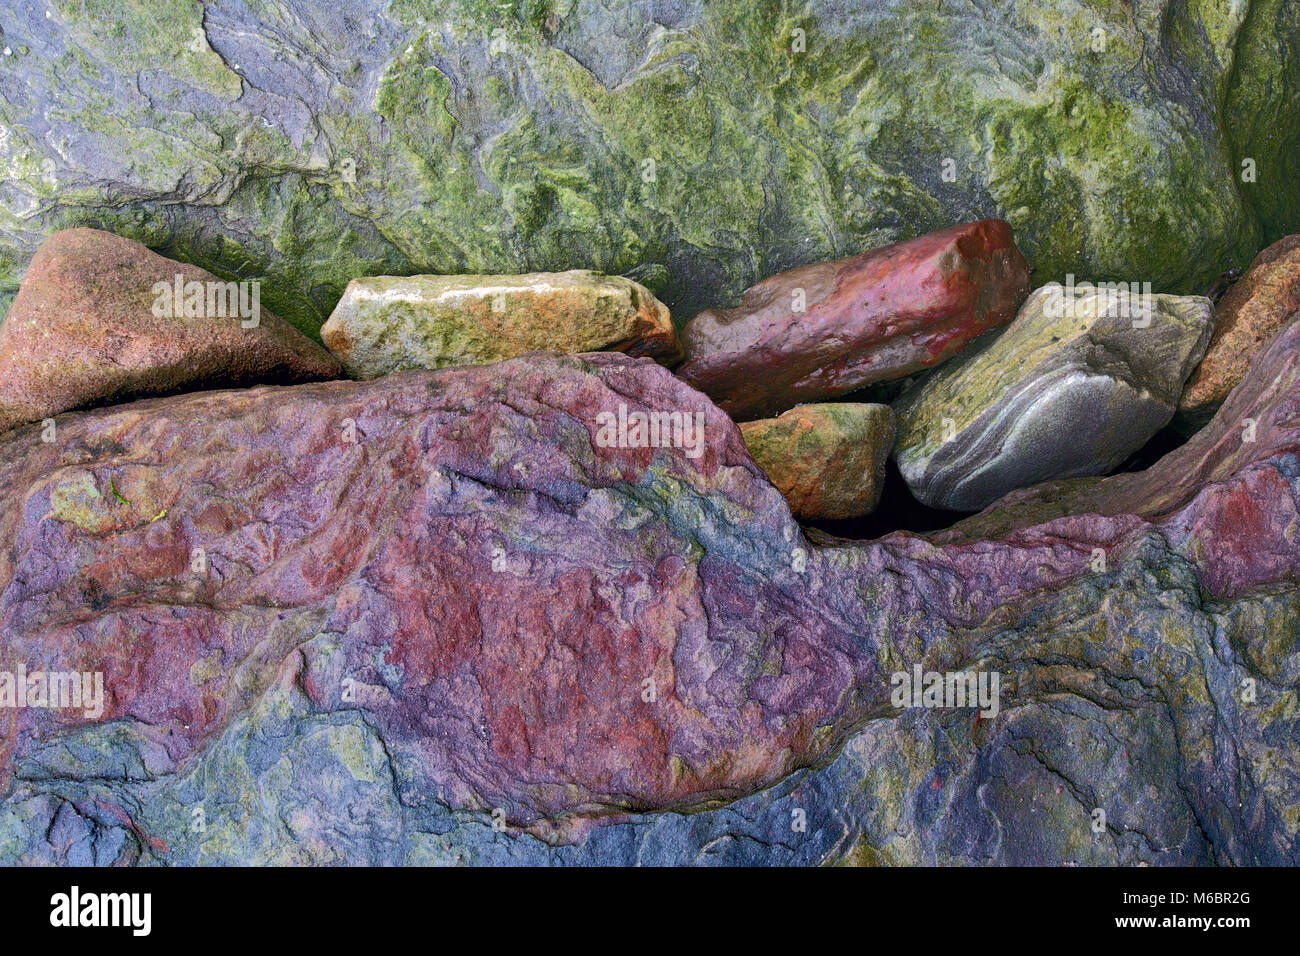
left=740, top=402, right=894, bottom=519
left=2, top=0, right=1297, bottom=336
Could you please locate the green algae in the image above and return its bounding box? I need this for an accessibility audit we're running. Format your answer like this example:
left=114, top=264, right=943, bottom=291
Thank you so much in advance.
left=49, top=471, right=113, bottom=533
left=2, top=0, right=1294, bottom=332
left=54, top=0, right=243, bottom=102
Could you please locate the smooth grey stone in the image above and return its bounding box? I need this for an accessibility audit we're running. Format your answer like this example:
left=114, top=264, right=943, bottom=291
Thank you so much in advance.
left=893, top=284, right=1214, bottom=511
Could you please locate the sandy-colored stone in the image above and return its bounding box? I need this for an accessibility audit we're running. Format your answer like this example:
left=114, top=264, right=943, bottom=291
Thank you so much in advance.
left=321, top=270, right=680, bottom=378
left=740, top=403, right=894, bottom=519
left=0, top=229, right=341, bottom=434
left=1178, top=234, right=1300, bottom=427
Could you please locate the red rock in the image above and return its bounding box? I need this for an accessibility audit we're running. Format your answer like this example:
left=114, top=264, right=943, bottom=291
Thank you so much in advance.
left=676, top=220, right=1031, bottom=420
left=0, top=229, right=341, bottom=433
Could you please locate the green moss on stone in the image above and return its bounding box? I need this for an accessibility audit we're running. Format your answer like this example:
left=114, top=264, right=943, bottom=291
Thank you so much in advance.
left=1, top=0, right=1296, bottom=334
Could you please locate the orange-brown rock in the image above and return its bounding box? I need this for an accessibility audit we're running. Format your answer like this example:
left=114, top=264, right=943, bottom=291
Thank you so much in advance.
left=740, top=403, right=894, bottom=519
left=1178, top=234, right=1300, bottom=426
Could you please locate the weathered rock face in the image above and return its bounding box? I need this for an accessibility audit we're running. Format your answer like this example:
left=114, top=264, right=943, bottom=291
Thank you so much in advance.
left=1178, top=235, right=1300, bottom=427
left=2, top=1, right=1295, bottom=332
left=936, top=310, right=1300, bottom=602
left=739, top=403, right=893, bottom=519
left=0, top=229, right=341, bottom=434
left=893, top=286, right=1214, bottom=511
left=1, top=322, right=1298, bottom=863
left=321, top=270, right=679, bottom=378
left=676, top=220, right=1030, bottom=420
left=0, top=353, right=858, bottom=828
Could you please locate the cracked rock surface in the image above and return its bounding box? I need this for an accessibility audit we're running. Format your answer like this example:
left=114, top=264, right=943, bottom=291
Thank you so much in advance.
left=1, top=308, right=1297, bottom=863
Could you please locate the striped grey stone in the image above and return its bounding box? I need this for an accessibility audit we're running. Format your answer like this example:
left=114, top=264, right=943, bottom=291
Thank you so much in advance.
left=892, top=284, right=1215, bottom=511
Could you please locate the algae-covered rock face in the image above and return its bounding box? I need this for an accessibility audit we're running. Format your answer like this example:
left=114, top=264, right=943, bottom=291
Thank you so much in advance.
left=893, top=285, right=1214, bottom=512
left=739, top=403, right=894, bottom=519
left=321, top=270, right=679, bottom=378
left=2, top=0, right=1297, bottom=332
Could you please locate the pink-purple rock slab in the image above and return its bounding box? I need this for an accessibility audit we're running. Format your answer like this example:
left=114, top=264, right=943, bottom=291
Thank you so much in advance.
left=2, top=319, right=1297, bottom=856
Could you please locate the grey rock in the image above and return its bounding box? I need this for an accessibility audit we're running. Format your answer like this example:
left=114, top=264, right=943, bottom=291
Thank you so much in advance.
left=893, top=285, right=1214, bottom=511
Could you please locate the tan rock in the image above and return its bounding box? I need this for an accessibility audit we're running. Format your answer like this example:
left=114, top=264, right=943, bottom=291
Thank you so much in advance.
left=1178, top=235, right=1300, bottom=426
left=320, top=271, right=680, bottom=378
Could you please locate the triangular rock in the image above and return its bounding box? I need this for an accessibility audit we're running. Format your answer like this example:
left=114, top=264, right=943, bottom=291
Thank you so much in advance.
left=0, top=228, right=341, bottom=433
